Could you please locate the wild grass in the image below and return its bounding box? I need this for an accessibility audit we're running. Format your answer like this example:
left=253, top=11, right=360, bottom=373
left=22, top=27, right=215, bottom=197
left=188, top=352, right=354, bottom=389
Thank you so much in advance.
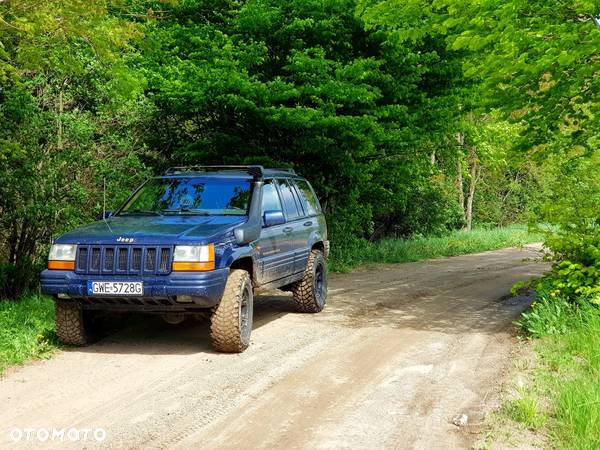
left=501, top=386, right=547, bottom=430
left=510, top=289, right=600, bottom=449
left=329, top=224, right=541, bottom=272
left=0, top=294, right=57, bottom=375
left=533, top=315, right=600, bottom=449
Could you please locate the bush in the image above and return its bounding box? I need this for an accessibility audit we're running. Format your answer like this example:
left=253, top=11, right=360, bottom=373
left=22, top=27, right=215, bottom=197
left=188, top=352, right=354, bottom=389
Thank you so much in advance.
left=517, top=291, right=598, bottom=338
left=540, top=260, right=600, bottom=304
left=0, top=295, right=57, bottom=374
left=0, top=261, right=44, bottom=300
left=515, top=229, right=600, bottom=337
left=519, top=221, right=600, bottom=337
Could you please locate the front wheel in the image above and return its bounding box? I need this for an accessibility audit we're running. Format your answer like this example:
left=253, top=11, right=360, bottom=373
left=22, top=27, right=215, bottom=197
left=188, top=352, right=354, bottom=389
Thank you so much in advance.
left=210, top=269, right=254, bottom=353
left=54, top=302, right=91, bottom=346
left=293, top=250, right=327, bottom=313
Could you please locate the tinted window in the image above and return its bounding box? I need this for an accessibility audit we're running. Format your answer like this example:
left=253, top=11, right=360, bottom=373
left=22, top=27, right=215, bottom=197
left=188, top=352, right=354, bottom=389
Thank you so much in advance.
left=119, top=177, right=251, bottom=216
left=294, top=179, right=321, bottom=216
left=276, top=179, right=302, bottom=220
left=261, top=182, right=283, bottom=212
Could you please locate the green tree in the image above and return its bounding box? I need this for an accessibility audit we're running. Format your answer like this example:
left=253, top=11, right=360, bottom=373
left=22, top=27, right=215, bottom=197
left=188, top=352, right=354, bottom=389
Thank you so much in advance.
left=143, top=0, right=465, bottom=242
left=0, top=0, right=152, bottom=297
left=442, top=0, right=600, bottom=296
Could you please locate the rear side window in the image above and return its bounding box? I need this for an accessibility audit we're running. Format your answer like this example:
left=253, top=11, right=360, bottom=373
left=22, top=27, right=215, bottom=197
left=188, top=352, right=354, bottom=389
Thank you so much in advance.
left=276, top=179, right=302, bottom=220
left=294, top=179, right=321, bottom=216
left=261, top=182, right=283, bottom=213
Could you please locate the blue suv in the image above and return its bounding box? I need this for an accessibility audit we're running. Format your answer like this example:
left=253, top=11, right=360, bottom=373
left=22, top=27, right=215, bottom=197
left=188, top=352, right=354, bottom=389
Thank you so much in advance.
left=41, top=166, right=329, bottom=352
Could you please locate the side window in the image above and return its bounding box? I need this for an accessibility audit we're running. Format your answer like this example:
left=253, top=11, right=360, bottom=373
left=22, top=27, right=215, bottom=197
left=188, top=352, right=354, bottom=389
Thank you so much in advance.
left=294, top=179, right=321, bottom=216
left=276, top=179, right=302, bottom=220
left=261, top=182, right=283, bottom=213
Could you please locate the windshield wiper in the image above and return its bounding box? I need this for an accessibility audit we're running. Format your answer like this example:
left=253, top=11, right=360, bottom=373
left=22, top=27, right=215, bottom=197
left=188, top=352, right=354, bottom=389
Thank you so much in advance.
left=161, top=208, right=210, bottom=216
left=121, top=209, right=163, bottom=216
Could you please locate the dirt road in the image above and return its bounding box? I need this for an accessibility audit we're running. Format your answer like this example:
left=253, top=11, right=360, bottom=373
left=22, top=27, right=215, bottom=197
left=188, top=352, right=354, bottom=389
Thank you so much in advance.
left=0, top=245, right=546, bottom=449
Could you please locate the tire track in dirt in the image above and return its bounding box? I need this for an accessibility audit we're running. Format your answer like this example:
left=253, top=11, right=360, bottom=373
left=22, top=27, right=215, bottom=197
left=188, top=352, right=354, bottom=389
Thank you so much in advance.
left=0, top=245, right=547, bottom=450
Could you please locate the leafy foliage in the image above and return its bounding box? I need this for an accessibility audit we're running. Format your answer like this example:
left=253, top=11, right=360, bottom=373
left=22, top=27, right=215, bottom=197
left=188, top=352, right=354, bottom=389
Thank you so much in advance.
left=443, top=0, right=599, bottom=157
left=141, top=0, right=465, bottom=241
left=0, top=0, right=596, bottom=298
left=518, top=292, right=581, bottom=338
left=0, top=1, right=152, bottom=296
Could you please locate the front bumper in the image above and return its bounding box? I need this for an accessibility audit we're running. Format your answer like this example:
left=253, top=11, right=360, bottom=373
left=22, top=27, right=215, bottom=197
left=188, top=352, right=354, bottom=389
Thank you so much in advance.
left=41, top=268, right=229, bottom=310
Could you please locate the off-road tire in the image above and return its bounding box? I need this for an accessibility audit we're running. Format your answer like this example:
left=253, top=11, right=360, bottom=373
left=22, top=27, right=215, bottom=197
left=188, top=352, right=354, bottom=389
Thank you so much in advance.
left=54, top=302, right=90, bottom=346
left=293, top=249, right=327, bottom=313
left=210, top=269, right=254, bottom=353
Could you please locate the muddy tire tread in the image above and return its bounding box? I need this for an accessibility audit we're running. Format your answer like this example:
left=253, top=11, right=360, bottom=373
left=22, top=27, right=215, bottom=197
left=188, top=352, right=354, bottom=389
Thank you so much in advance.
left=293, top=249, right=326, bottom=313
left=210, top=269, right=251, bottom=353
left=55, top=302, right=89, bottom=346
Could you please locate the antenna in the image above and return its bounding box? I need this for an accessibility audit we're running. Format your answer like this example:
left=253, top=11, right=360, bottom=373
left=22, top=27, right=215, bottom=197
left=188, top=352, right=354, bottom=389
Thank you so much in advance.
left=102, top=177, right=112, bottom=232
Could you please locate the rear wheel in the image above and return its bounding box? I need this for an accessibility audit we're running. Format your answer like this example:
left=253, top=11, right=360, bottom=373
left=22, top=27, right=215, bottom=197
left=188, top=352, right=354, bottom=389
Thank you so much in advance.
left=293, top=249, right=327, bottom=313
left=210, top=269, right=254, bottom=353
left=54, top=302, right=91, bottom=346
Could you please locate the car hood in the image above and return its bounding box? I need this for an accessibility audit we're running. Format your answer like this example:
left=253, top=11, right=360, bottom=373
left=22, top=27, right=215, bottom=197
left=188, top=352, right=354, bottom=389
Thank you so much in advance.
left=55, top=215, right=246, bottom=245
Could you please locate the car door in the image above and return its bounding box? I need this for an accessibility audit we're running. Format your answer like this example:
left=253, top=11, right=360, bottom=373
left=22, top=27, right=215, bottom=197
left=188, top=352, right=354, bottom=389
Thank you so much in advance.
left=255, top=180, right=293, bottom=284
left=291, top=178, right=321, bottom=272
left=275, top=178, right=307, bottom=276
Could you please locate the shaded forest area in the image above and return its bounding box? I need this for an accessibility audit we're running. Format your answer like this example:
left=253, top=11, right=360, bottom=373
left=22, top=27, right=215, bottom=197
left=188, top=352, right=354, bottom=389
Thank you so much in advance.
left=0, top=0, right=598, bottom=297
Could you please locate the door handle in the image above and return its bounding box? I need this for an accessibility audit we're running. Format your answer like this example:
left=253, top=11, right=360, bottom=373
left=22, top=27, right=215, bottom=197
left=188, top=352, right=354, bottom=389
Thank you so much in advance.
left=282, top=227, right=293, bottom=234
left=303, top=221, right=313, bottom=226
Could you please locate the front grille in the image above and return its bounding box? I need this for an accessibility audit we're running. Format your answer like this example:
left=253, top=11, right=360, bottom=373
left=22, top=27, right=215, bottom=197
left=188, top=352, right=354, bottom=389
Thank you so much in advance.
left=118, top=248, right=127, bottom=271
left=146, top=248, right=156, bottom=271
left=160, top=248, right=170, bottom=271
left=132, top=248, right=142, bottom=271
left=104, top=248, right=114, bottom=271
left=75, top=245, right=172, bottom=276
left=91, top=248, right=100, bottom=271
left=77, top=247, right=88, bottom=271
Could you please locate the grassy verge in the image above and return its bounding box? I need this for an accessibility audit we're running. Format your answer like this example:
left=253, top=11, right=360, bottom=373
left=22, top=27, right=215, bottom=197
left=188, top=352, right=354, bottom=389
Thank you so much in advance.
left=534, top=315, right=600, bottom=449
left=484, top=294, right=600, bottom=449
left=0, top=295, right=57, bottom=375
left=329, top=224, right=541, bottom=272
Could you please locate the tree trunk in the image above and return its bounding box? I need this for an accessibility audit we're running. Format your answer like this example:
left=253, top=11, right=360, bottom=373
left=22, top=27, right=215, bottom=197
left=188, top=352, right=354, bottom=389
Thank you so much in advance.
left=456, top=157, right=465, bottom=222
left=465, top=146, right=480, bottom=232
left=456, top=132, right=466, bottom=224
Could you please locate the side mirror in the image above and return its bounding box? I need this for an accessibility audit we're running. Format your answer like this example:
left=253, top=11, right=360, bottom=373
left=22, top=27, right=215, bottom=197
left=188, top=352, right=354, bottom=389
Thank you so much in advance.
left=101, top=211, right=113, bottom=220
left=263, top=210, right=285, bottom=227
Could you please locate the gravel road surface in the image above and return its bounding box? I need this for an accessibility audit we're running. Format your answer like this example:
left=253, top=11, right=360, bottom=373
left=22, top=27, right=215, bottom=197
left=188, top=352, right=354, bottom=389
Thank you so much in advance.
left=0, top=245, right=546, bottom=449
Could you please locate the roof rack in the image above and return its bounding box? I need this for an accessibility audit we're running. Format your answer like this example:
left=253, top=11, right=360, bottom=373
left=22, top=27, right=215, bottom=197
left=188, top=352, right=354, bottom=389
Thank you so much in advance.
left=164, top=165, right=296, bottom=178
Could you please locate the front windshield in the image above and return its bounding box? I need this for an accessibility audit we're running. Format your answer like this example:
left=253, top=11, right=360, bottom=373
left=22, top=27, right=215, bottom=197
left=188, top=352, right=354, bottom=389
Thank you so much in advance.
left=118, top=177, right=252, bottom=216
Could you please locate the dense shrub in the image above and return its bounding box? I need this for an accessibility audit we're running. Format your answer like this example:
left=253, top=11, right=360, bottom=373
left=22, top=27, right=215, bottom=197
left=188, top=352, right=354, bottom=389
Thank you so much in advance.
left=518, top=291, right=598, bottom=338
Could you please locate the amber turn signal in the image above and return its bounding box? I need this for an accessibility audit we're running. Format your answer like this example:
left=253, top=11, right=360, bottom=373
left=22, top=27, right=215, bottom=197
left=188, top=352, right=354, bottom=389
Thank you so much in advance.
left=172, top=261, right=215, bottom=272
left=48, top=260, right=75, bottom=270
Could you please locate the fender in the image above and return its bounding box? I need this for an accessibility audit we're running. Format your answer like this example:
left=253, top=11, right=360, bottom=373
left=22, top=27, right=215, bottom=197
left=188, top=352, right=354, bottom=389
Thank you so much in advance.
left=223, top=245, right=259, bottom=282
left=307, top=214, right=328, bottom=252
left=307, top=232, right=324, bottom=250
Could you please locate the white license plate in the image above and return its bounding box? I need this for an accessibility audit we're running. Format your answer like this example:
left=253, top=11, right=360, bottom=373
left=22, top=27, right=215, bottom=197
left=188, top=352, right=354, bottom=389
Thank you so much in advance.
left=87, top=281, right=143, bottom=296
